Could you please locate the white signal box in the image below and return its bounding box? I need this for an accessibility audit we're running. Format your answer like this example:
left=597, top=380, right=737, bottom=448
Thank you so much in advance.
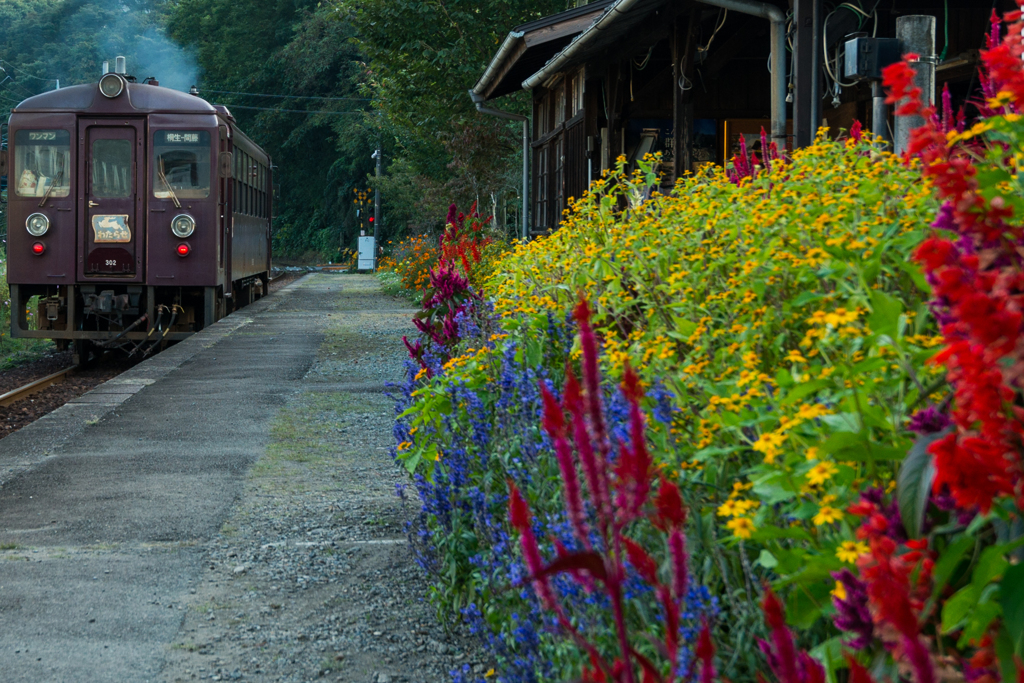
left=358, top=236, right=375, bottom=270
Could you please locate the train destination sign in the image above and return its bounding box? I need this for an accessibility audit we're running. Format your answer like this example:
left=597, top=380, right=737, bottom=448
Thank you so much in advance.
left=161, top=131, right=204, bottom=145
left=92, top=215, right=132, bottom=243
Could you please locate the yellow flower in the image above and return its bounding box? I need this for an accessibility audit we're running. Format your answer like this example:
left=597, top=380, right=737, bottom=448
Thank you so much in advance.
left=805, top=447, right=820, bottom=461
left=726, top=517, right=756, bottom=539
left=785, top=350, right=807, bottom=363
left=796, top=403, right=832, bottom=421
left=806, top=461, right=838, bottom=486
left=836, top=541, right=869, bottom=563
left=813, top=505, right=843, bottom=526
left=752, top=431, right=787, bottom=464
left=485, top=669, right=496, bottom=678
left=832, top=580, right=847, bottom=601
left=717, top=499, right=740, bottom=517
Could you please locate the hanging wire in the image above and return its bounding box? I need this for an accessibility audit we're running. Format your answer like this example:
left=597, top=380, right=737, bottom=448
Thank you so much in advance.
left=696, top=9, right=728, bottom=62
left=632, top=45, right=654, bottom=70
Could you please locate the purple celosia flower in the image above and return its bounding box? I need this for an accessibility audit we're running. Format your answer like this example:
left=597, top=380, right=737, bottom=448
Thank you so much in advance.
left=908, top=406, right=951, bottom=434
left=831, top=568, right=874, bottom=650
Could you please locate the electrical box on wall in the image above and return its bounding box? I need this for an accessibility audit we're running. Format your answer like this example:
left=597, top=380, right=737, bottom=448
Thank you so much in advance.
left=844, top=37, right=902, bottom=81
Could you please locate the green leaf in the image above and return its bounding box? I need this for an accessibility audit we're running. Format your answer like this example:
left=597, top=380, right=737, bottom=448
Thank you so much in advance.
left=999, top=563, right=1024, bottom=654
left=942, top=584, right=979, bottom=634
left=757, top=549, right=779, bottom=569
left=899, top=260, right=931, bottom=294
left=749, top=526, right=813, bottom=542
left=781, top=379, right=830, bottom=407
left=809, top=637, right=845, bottom=681
left=960, top=600, right=1003, bottom=647
left=996, top=625, right=1019, bottom=682
left=973, top=545, right=1011, bottom=591
left=930, top=536, right=975, bottom=602
left=896, top=430, right=945, bottom=538
left=818, top=431, right=864, bottom=456
left=868, top=290, right=904, bottom=339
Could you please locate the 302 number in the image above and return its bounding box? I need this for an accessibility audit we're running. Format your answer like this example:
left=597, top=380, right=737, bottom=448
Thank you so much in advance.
left=105, top=260, right=117, bottom=266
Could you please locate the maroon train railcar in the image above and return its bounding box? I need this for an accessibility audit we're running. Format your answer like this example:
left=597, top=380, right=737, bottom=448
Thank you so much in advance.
left=2, top=69, right=271, bottom=360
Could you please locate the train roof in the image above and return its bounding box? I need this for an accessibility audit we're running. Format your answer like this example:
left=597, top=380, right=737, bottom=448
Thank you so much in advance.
left=10, top=81, right=217, bottom=115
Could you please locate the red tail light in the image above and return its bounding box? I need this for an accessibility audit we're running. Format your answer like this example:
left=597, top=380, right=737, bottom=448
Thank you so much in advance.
left=176, top=243, right=191, bottom=257
left=31, top=242, right=45, bottom=255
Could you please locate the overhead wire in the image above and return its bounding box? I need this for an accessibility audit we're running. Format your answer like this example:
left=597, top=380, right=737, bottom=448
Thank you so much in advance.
left=200, top=88, right=371, bottom=101
left=0, top=59, right=56, bottom=83
left=216, top=103, right=368, bottom=115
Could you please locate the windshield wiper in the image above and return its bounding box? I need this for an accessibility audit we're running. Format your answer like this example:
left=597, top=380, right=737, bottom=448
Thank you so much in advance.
left=158, top=158, right=181, bottom=208
left=38, top=159, right=64, bottom=208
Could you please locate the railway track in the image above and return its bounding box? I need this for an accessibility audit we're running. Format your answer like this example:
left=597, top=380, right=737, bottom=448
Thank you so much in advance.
left=0, top=365, right=78, bottom=407
left=0, top=273, right=299, bottom=429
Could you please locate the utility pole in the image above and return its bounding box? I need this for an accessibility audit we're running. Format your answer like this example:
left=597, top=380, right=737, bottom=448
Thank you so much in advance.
left=372, top=148, right=381, bottom=271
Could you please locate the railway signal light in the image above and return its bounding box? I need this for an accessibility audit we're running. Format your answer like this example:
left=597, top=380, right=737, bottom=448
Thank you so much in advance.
left=31, top=242, right=45, bottom=255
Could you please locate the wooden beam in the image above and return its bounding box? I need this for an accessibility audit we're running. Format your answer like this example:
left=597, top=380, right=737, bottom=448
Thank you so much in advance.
left=793, top=0, right=815, bottom=147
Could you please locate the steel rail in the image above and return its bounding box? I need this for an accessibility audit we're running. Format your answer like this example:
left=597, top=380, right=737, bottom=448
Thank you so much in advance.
left=0, top=366, right=77, bottom=407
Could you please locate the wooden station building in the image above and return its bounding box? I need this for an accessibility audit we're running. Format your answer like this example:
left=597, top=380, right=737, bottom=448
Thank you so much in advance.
left=471, top=0, right=1011, bottom=236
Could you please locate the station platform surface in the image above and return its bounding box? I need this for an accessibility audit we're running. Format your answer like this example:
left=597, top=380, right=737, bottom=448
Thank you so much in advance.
left=0, top=275, right=415, bottom=681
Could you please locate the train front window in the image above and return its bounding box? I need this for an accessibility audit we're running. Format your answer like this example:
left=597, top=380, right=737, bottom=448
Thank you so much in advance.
left=153, top=130, right=211, bottom=199
left=91, top=139, right=133, bottom=198
left=14, top=130, right=71, bottom=198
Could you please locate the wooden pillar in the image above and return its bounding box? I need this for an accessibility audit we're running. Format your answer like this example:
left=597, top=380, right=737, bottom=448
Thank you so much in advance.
left=606, top=63, right=620, bottom=168
left=793, top=0, right=815, bottom=148
left=672, top=7, right=701, bottom=180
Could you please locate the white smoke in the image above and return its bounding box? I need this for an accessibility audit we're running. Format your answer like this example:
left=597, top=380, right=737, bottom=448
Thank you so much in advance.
left=93, top=1, right=199, bottom=92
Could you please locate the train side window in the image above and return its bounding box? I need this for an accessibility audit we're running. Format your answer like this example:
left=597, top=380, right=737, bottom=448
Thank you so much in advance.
left=14, top=130, right=71, bottom=198
left=92, top=139, right=133, bottom=198
left=153, top=131, right=210, bottom=199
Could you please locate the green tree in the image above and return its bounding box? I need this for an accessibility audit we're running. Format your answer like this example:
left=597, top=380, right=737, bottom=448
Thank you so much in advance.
left=168, top=0, right=375, bottom=260
left=334, top=0, right=563, bottom=234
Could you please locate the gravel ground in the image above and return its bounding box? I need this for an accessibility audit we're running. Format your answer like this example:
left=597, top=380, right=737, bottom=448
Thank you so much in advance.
left=159, top=275, right=482, bottom=683
left=0, top=272, right=302, bottom=442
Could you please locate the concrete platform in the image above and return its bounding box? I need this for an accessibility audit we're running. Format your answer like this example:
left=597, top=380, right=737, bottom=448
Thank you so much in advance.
left=0, top=274, right=353, bottom=681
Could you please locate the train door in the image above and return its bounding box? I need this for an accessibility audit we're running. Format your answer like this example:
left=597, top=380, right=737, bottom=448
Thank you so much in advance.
left=77, top=119, right=145, bottom=281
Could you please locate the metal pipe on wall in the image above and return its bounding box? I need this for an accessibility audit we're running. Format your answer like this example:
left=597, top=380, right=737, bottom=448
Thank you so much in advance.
left=871, top=81, right=891, bottom=146
left=810, top=0, right=822, bottom=140
left=895, top=15, right=936, bottom=155
left=468, top=91, right=530, bottom=242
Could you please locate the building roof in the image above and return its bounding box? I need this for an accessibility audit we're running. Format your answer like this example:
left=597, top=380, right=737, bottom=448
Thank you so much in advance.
left=521, top=0, right=669, bottom=90
left=472, top=0, right=615, bottom=101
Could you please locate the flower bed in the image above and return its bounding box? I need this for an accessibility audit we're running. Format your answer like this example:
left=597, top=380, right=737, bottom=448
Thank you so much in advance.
left=388, top=11, right=1024, bottom=682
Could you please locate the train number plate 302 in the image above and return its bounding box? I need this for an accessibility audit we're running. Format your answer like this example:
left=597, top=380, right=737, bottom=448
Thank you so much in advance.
left=92, top=215, right=131, bottom=243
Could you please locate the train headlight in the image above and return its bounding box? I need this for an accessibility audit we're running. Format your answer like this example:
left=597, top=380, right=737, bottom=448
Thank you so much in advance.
left=26, top=213, right=50, bottom=237
left=171, top=214, right=196, bottom=238
left=99, top=73, right=125, bottom=98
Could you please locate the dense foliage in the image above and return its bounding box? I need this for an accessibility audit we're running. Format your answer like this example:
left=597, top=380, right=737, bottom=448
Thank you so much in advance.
left=167, top=0, right=375, bottom=260
left=391, top=129, right=940, bottom=680
left=388, top=10, right=1024, bottom=680
left=333, top=0, right=563, bottom=236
